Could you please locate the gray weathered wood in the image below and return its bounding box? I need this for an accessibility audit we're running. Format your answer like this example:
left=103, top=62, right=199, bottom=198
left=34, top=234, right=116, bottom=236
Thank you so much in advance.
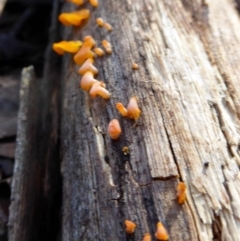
left=61, top=0, right=240, bottom=240
left=7, top=0, right=240, bottom=240
left=8, top=63, right=60, bottom=241
left=8, top=1, right=62, bottom=240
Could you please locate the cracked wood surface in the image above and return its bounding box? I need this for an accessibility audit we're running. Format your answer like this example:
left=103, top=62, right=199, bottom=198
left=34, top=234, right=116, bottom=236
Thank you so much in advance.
left=61, top=0, right=240, bottom=240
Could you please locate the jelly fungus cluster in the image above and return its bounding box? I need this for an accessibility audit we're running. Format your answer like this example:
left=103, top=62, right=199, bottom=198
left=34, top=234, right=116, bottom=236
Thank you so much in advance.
left=50, top=1, right=185, bottom=240
left=52, top=0, right=142, bottom=141
left=116, top=97, right=141, bottom=121
left=96, top=17, right=113, bottom=31
left=124, top=220, right=170, bottom=241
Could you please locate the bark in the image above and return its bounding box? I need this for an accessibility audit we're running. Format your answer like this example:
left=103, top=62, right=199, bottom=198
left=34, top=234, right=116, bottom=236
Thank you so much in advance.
left=61, top=0, right=240, bottom=241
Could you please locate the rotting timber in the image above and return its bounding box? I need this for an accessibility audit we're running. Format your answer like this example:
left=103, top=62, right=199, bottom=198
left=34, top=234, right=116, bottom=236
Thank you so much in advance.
left=9, top=0, right=240, bottom=241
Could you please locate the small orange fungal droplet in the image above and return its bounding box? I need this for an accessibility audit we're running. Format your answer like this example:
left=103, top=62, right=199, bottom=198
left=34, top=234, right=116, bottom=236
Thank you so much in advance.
left=58, top=13, right=78, bottom=26
left=127, top=97, right=141, bottom=121
left=80, top=71, right=97, bottom=91
left=96, top=18, right=104, bottom=27
left=142, top=233, right=151, bottom=241
left=103, top=22, right=113, bottom=31
left=74, top=49, right=95, bottom=65
left=74, top=36, right=96, bottom=65
left=102, top=39, right=112, bottom=54
left=155, top=222, right=169, bottom=241
left=116, top=102, right=128, bottom=117
left=108, top=119, right=122, bottom=140
left=89, top=0, right=98, bottom=7
left=52, top=41, right=82, bottom=55
left=177, top=182, right=186, bottom=204
left=89, top=82, right=111, bottom=99
left=124, top=220, right=136, bottom=234
left=78, top=58, right=98, bottom=76
left=58, top=9, right=90, bottom=26
left=94, top=47, right=104, bottom=56
left=84, top=35, right=96, bottom=47
left=132, top=63, right=139, bottom=70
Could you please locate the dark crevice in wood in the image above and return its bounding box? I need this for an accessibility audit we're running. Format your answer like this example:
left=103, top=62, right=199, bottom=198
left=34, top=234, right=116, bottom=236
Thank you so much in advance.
left=212, top=213, right=222, bottom=241
left=142, top=187, right=159, bottom=231
left=0, top=136, right=16, bottom=144
left=114, top=148, right=126, bottom=205
left=152, top=175, right=178, bottom=181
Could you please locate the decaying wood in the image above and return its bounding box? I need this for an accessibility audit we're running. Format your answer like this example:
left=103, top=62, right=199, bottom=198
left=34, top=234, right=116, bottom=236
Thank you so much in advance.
left=8, top=1, right=62, bottom=240
left=61, top=0, right=240, bottom=241
left=7, top=65, right=60, bottom=241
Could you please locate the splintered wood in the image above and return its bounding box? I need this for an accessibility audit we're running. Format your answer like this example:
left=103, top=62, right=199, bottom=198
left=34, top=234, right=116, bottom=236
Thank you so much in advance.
left=61, top=0, right=240, bottom=240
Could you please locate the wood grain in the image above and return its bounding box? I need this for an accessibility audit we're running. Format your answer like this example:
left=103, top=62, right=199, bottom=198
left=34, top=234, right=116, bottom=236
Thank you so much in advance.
left=61, top=0, right=240, bottom=240
left=8, top=1, right=62, bottom=240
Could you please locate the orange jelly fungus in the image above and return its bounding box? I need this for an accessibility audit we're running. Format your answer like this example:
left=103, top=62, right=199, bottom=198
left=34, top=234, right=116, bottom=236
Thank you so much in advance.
left=142, top=233, right=151, bottom=241
left=103, top=22, right=113, bottom=31
left=84, top=35, right=96, bottom=47
left=94, top=47, right=104, bottom=56
left=89, top=0, right=98, bottom=7
left=127, top=97, right=141, bottom=120
left=58, top=9, right=90, bottom=26
left=116, top=102, right=128, bottom=117
left=102, top=39, right=112, bottom=54
left=89, top=82, right=111, bottom=99
left=177, top=182, right=186, bottom=204
left=52, top=41, right=82, bottom=55
left=96, top=18, right=104, bottom=27
left=132, top=63, right=139, bottom=70
left=108, top=119, right=122, bottom=140
left=67, top=0, right=84, bottom=5
left=78, top=58, right=98, bottom=76
left=74, top=36, right=95, bottom=65
left=155, top=222, right=169, bottom=241
left=80, top=71, right=98, bottom=91
left=124, top=220, right=136, bottom=234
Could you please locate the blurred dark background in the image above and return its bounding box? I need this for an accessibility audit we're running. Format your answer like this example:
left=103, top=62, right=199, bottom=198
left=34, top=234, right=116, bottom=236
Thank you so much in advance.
left=0, top=0, right=53, bottom=240
left=0, top=0, right=53, bottom=75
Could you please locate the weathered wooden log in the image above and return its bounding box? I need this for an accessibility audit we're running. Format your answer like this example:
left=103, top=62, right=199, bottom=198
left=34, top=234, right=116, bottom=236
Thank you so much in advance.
left=61, top=0, right=240, bottom=241
left=8, top=0, right=62, bottom=240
